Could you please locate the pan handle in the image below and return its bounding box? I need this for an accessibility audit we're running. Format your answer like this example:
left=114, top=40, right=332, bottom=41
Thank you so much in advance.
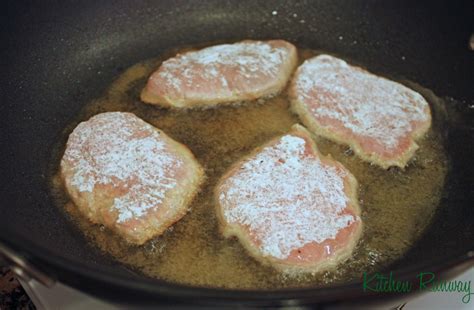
left=0, top=241, right=55, bottom=288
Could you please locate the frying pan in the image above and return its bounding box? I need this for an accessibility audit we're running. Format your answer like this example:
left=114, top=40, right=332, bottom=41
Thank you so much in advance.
left=1, top=0, right=473, bottom=307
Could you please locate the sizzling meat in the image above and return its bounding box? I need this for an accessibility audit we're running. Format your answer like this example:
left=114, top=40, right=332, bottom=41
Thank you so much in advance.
left=215, top=124, right=362, bottom=273
left=290, top=54, right=431, bottom=168
left=61, top=112, right=204, bottom=244
left=141, top=40, right=298, bottom=108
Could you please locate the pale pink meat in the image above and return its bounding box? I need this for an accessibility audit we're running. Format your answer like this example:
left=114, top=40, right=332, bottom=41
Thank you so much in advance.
left=290, top=54, right=431, bottom=168
left=216, top=125, right=362, bottom=272
left=60, top=112, right=204, bottom=244
left=141, top=40, right=297, bottom=108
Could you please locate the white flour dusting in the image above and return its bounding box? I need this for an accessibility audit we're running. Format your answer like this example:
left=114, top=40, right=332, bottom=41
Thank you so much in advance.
left=62, top=112, right=183, bottom=223
left=153, top=41, right=292, bottom=93
left=219, top=133, right=357, bottom=260
left=293, top=55, right=430, bottom=151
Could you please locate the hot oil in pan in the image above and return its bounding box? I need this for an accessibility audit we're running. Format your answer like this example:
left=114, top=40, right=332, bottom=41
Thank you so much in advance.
left=50, top=46, right=448, bottom=289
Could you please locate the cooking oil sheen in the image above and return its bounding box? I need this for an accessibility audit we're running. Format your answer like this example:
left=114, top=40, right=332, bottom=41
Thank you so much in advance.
left=50, top=45, right=448, bottom=289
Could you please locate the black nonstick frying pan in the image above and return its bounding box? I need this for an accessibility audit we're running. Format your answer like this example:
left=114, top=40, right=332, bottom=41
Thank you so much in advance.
left=1, top=0, right=474, bottom=307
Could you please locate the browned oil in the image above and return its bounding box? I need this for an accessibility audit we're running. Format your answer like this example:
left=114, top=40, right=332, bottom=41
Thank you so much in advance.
left=49, top=46, right=449, bottom=289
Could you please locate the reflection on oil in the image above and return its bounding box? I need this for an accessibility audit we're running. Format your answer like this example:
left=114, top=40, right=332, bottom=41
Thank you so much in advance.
left=49, top=46, right=448, bottom=289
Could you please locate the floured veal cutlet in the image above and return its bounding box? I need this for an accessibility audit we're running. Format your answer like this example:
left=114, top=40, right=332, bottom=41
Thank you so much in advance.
left=215, top=124, right=362, bottom=274
left=60, top=112, right=204, bottom=245
left=290, top=54, right=431, bottom=169
left=141, top=40, right=298, bottom=108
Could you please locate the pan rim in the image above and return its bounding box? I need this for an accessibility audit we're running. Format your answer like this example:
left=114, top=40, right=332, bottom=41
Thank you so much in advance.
left=1, top=228, right=473, bottom=305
